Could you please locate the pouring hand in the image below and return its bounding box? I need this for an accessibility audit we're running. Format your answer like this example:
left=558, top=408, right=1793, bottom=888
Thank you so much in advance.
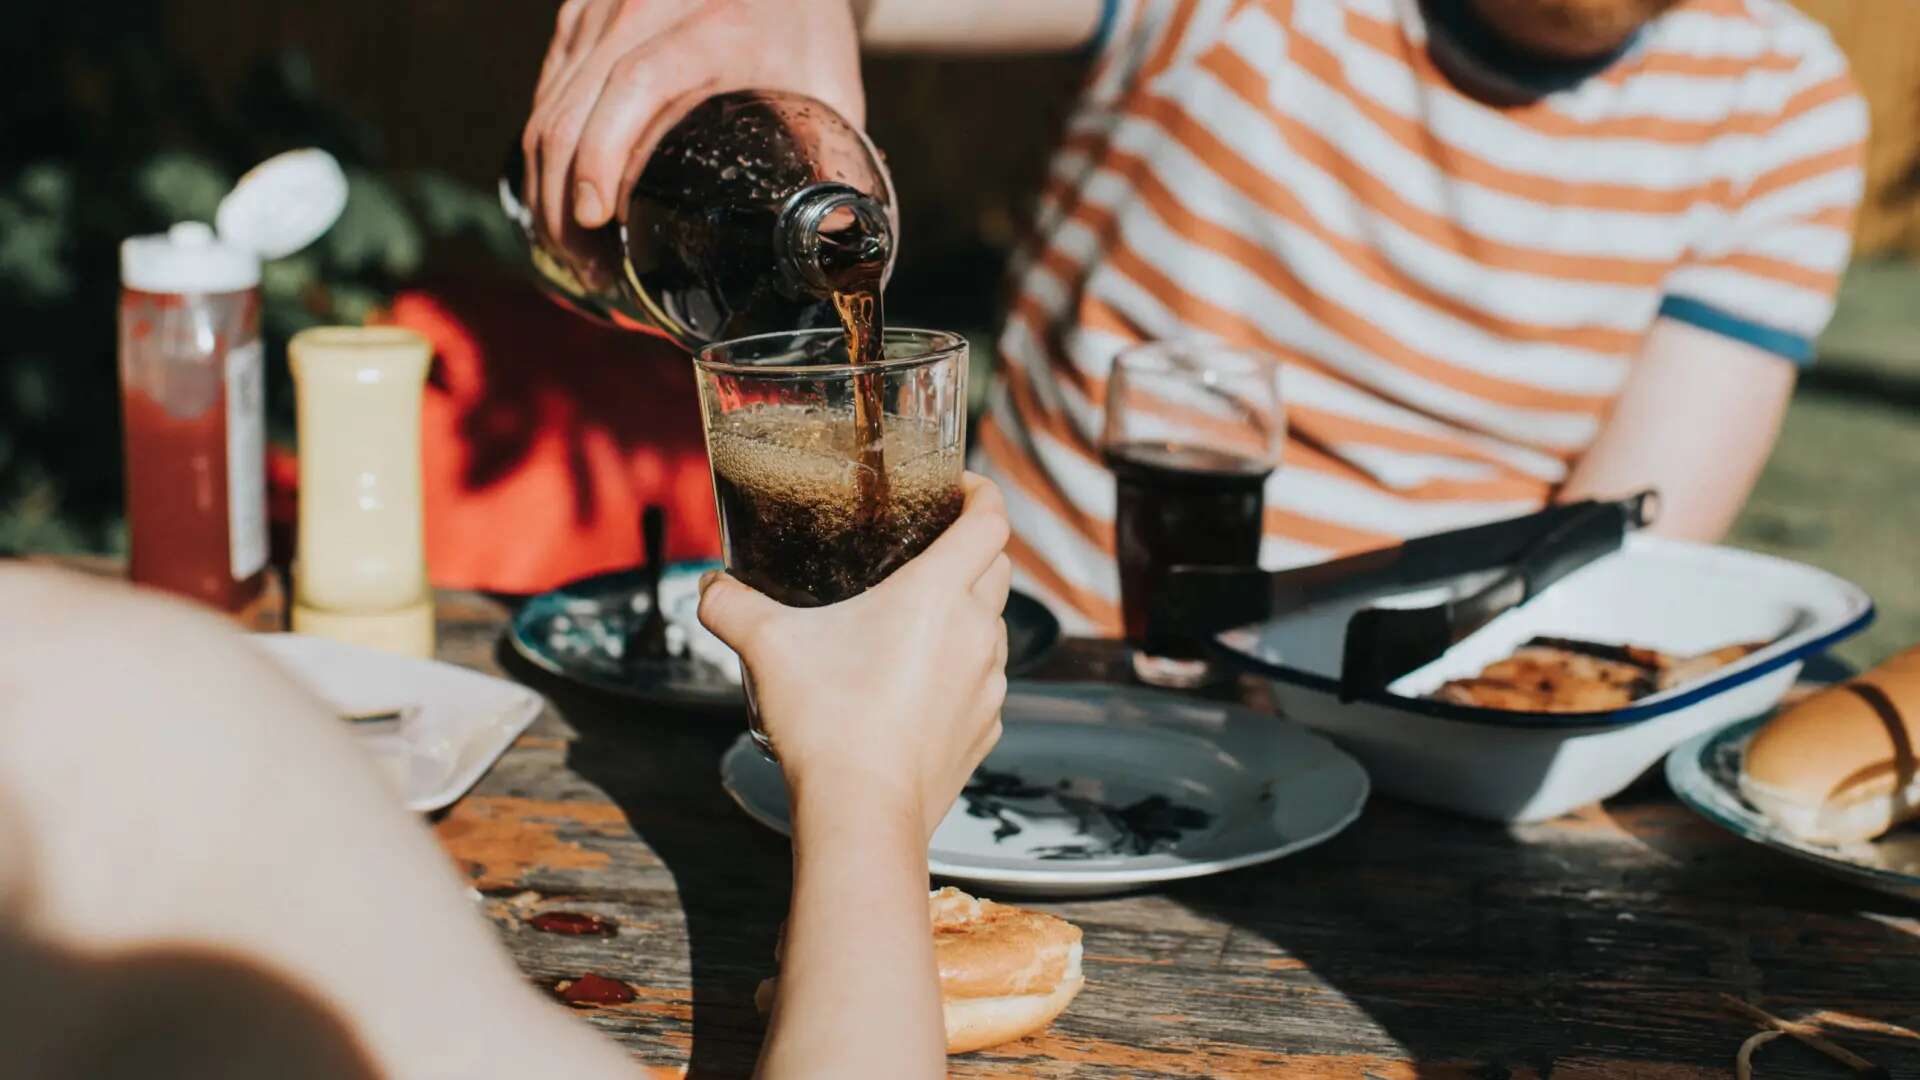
left=521, top=0, right=865, bottom=242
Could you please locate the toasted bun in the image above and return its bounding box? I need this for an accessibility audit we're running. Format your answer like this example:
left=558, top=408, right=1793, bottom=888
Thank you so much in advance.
left=943, top=965, right=1084, bottom=1055
left=755, top=887, right=1085, bottom=1054
left=930, top=886, right=1081, bottom=1001
left=1740, top=646, right=1920, bottom=844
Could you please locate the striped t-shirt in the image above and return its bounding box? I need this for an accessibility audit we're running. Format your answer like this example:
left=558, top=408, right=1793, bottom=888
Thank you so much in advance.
left=975, top=0, right=1867, bottom=634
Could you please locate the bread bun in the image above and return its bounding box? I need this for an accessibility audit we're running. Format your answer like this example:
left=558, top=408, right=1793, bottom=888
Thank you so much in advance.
left=930, top=886, right=1084, bottom=1053
left=942, top=967, right=1085, bottom=1055
left=755, top=887, right=1084, bottom=1055
left=1740, top=646, right=1920, bottom=844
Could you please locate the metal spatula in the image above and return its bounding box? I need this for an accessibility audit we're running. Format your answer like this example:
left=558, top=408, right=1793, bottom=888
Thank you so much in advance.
left=1148, top=491, right=1658, bottom=699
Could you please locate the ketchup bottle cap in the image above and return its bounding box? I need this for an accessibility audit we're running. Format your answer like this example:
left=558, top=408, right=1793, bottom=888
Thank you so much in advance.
left=217, top=148, right=348, bottom=261
left=119, top=148, right=348, bottom=294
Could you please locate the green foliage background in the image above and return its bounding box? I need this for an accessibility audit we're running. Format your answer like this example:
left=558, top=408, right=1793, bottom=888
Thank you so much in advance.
left=0, top=9, right=517, bottom=554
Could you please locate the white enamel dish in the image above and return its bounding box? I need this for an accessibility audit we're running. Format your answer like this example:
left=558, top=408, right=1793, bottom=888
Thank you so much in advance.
left=253, top=634, right=543, bottom=813
left=1216, top=536, right=1873, bottom=823
left=721, top=682, right=1370, bottom=897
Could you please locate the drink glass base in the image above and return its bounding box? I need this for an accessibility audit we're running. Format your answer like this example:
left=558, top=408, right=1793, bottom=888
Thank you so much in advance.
left=742, top=671, right=780, bottom=762
left=1131, top=651, right=1216, bottom=689
left=747, top=726, right=778, bottom=762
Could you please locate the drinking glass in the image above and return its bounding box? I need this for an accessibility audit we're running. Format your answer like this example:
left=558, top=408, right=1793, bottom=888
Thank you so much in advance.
left=694, top=328, right=969, bottom=751
left=1102, top=340, right=1284, bottom=688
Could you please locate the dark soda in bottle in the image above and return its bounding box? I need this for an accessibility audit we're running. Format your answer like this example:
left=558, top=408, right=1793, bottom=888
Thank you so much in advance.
left=502, top=90, right=895, bottom=352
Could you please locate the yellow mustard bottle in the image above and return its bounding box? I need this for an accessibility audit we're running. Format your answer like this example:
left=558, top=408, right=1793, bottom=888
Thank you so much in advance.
left=288, top=326, right=434, bottom=657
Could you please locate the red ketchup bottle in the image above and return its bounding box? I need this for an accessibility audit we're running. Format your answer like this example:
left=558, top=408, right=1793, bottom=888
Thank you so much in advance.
left=118, top=223, right=269, bottom=612
left=115, top=149, right=346, bottom=613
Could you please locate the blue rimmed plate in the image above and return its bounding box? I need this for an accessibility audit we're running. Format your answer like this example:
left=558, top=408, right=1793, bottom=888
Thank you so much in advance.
left=510, top=565, right=1063, bottom=712
left=720, top=682, right=1370, bottom=897
left=1667, top=715, right=1920, bottom=903
left=510, top=562, right=743, bottom=710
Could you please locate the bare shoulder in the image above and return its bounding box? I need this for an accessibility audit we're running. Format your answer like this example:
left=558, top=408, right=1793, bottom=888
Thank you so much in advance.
left=0, top=564, right=246, bottom=673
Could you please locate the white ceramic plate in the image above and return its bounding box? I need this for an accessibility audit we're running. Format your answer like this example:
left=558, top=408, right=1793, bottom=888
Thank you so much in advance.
left=721, top=682, right=1369, bottom=897
left=1217, top=536, right=1873, bottom=823
left=1667, top=716, right=1920, bottom=902
left=253, top=634, right=544, bottom=813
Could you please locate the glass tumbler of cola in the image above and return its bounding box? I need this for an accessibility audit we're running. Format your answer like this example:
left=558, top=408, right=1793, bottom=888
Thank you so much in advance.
left=1102, top=340, right=1284, bottom=689
left=693, top=328, right=969, bottom=752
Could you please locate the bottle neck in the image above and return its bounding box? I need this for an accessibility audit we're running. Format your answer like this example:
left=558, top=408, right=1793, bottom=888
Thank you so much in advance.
left=775, top=182, right=894, bottom=297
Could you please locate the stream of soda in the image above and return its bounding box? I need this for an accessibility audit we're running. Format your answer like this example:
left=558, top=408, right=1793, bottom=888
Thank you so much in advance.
left=830, top=265, right=890, bottom=522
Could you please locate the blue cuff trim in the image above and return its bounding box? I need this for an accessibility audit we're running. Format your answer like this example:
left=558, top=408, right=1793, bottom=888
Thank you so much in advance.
left=1658, top=295, right=1815, bottom=366
left=1080, top=0, right=1121, bottom=59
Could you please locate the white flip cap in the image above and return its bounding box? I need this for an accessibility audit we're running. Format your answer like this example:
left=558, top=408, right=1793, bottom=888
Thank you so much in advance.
left=120, top=221, right=261, bottom=294
left=217, top=148, right=349, bottom=260
left=120, top=148, right=348, bottom=294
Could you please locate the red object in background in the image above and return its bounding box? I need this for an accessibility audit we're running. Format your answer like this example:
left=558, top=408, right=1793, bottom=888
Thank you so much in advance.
left=267, top=444, right=300, bottom=571
left=268, top=278, right=721, bottom=596
left=401, top=279, right=720, bottom=593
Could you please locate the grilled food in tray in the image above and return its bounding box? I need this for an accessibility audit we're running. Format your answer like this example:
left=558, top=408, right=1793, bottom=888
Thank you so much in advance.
left=1434, top=636, right=1768, bottom=713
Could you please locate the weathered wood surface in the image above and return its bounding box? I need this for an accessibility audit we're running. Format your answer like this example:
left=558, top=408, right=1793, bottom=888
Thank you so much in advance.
left=423, top=590, right=1920, bottom=1078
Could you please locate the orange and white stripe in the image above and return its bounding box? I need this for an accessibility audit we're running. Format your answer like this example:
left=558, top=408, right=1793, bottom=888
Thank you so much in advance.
left=976, top=0, right=1865, bottom=634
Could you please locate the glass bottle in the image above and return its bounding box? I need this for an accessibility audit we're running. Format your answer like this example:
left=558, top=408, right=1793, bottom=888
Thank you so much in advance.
left=501, top=90, right=896, bottom=350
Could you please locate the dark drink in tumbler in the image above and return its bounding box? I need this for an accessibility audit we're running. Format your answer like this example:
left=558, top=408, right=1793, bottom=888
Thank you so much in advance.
left=710, top=404, right=962, bottom=609
left=695, top=328, right=969, bottom=752
left=1107, top=442, right=1273, bottom=650
left=1100, top=340, right=1284, bottom=688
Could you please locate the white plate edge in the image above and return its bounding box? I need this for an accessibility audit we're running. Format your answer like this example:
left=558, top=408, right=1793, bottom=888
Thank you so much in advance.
left=250, top=633, right=548, bottom=813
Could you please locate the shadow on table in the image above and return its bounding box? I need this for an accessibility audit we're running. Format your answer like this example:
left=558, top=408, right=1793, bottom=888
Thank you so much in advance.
left=1154, top=780, right=1920, bottom=1079
left=500, top=643, right=785, bottom=1079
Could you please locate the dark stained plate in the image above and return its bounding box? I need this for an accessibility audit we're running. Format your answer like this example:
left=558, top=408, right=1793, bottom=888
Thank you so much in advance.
left=509, top=562, right=1062, bottom=711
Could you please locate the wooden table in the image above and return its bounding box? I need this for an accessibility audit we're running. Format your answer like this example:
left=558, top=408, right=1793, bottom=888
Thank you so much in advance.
left=418, top=588, right=1920, bottom=1079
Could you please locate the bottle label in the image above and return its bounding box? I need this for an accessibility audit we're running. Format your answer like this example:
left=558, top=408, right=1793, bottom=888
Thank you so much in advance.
left=225, top=339, right=268, bottom=579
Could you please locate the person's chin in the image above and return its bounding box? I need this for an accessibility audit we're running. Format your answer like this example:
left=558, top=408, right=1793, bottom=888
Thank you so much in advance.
left=1468, top=0, right=1680, bottom=60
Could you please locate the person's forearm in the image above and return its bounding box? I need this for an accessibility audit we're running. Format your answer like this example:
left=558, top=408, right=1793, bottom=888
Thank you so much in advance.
left=853, top=0, right=1105, bottom=54
left=1557, top=318, right=1796, bottom=542
left=759, top=781, right=943, bottom=1079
